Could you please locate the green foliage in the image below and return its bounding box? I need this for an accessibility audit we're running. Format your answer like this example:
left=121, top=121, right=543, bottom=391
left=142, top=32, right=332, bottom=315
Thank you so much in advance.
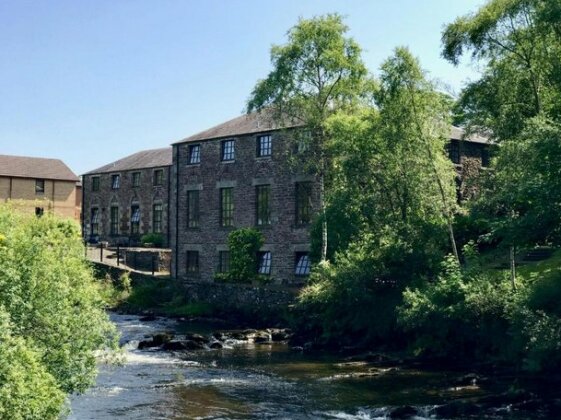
left=224, top=228, right=264, bottom=283
left=141, top=233, right=164, bottom=247
left=117, top=276, right=214, bottom=318
left=399, top=255, right=517, bottom=360
left=116, top=271, right=132, bottom=294
left=0, top=205, right=118, bottom=415
left=0, top=309, right=66, bottom=420
left=296, top=231, right=427, bottom=348
left=442, top=0, right=561, bottom=139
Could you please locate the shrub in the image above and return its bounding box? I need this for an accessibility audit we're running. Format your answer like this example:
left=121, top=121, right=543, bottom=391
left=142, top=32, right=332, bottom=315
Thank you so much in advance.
left=141, top=233, right=164, bottom=247
left=224, top=228, right=264, bottom=283
left=0, top=205, right=118, bottom=406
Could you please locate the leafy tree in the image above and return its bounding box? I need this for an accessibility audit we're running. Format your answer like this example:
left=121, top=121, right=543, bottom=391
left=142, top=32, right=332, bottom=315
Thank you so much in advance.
left=0, top=309, right=66, bottom=420
left=247, top=14, right=370, bottom=261
left=0, top=205, right=118, bottom=413
left=442, top=0, right=561, bottom=139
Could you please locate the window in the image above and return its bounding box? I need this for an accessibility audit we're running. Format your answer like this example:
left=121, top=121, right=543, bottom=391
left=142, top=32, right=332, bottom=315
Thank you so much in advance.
left=35, top=207, right=44, bottom=217
left=35, top=179, right=45, bottom=194
left=186, top=251, right=199, bottom=275
left=256, top=184, right=271, bottom=226
left=295, top=130, right=311, bottom=153
left=132, top=172, right=141, bottom=187
left=481, top=148, right=490, bottom=167
left=111, top=174, right=120, bottom=189
left=220, top=187, right=234, bottom=227
left=257, top=251, right=272, bottom=275
left=447, top=142, right=460, bottom=165
left=295, top=252, right=311, bottom=276
left=91, top=208, right=100, bottom=235
left=218, top=251, right=230, bottom=273
left=153, top=203, right=163, bottom=233
left=130, top=205, right=140, bottom=235
left=295, top=182, right=313, bottom=225
left=153, top=169, right=164, bottom=186
left=92, top=177, right=100, bottom=192
left=257, top=135, right=272, bottom=157
left=221, top=139, right=235, bottom=161
left=188, top=144, right=201, bottom=164
left=187, top=190, right=200, bottom=228
left=110, top=206, right=119, bottom=235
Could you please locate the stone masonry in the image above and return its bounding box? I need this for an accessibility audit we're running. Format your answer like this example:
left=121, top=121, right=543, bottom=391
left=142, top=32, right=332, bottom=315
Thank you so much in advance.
left=82, top=148, right=172, bottom=246
left=169, top=114, right=319, bottom=286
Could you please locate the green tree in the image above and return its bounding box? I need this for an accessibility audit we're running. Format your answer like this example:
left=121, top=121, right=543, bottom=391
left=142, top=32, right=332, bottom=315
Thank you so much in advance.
left=0, top=205, right=118, bottom=415
left=442, top=0, right=561, bottom=139
left=247, top=13, right=369, bottom=261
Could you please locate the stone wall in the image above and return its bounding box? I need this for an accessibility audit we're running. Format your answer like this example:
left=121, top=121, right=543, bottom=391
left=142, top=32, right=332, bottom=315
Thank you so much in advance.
left=123, top=248, right=171, bottom=272
left=170, top=130, right=319, bottom=285
left=83, top=166, right=171, bottom=246
left=183, top=281, right=297, bottom=309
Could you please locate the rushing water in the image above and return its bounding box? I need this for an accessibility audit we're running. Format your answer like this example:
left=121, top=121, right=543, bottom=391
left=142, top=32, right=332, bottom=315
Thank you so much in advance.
left=68, top=313, right=538, bottom=419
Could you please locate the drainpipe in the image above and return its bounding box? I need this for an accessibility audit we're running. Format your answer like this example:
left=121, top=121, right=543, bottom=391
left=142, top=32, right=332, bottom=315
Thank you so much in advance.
left=174, top=145, right=179, bottom=279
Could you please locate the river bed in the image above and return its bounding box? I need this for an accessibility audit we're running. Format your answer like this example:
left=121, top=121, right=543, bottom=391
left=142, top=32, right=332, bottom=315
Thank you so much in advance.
left=68, top=313, right=548, bottom=419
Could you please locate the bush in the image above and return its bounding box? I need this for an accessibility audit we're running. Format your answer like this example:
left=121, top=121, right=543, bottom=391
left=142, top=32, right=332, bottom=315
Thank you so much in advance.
left=141, top=233, right=164, bottom=247
left=0, top=309, right=66, bottom=420
left=398, top=255, right=517, bottom=361
left=0, top=205, right=118, bottom=411
left=223, top=228, right=264, bottom=283
left=295, top=232, right=418, bottom=348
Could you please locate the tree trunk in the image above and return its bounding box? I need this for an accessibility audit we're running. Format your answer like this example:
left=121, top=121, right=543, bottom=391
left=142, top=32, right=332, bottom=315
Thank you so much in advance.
left=510, top=245, right=517, bottom=291
left=320, top=172, right=328, bottom=262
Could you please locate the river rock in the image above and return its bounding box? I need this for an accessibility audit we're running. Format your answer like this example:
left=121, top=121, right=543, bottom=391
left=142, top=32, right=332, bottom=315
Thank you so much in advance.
left=138, top=339, right=160, bottom=350
left=251, top=331, right=271, bottom=343
left=184, top=333, right=208, bottom=344
left=152, top=333, right=173, bottom=346
left=209, top=341, right=223, bottom=349
left=139, top=314, right=157, bottom=322
left=389, top=405, right=418, bottom=419
left=269, top=328, right=292, bottom=341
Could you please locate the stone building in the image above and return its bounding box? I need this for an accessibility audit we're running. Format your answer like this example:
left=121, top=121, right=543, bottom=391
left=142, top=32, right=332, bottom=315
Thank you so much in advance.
left=82, top=148, right=172, bottom=246
left=169, top=112, right=317, bottom=285
left=169, top=113, right=490, bottom=285
left=0, top=154, right=80, bottom=220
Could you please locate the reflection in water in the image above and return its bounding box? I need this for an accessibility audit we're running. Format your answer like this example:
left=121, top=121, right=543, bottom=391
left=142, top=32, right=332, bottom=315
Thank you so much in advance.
left=68, top=313, right=514, bottom=419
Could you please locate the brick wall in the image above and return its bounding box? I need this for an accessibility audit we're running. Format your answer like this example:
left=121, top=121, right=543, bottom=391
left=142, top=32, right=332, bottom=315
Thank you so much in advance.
left=0, top=176, right=78, bottom=220
left=170, top=131, right=319, bottom=286
left=83, top=166, right=171, bottom=246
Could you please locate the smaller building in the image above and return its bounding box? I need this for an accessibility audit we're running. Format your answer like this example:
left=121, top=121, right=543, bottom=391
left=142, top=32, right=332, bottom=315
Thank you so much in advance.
left=82, top=148, right=172, bottom=246
left=0, top=154, right=80, bottom=220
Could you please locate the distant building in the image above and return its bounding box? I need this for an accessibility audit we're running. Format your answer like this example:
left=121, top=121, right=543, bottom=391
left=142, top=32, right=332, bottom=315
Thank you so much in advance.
left=82, top=148, right=172, bottom=246
left=0, top=154, right=80, bottom=220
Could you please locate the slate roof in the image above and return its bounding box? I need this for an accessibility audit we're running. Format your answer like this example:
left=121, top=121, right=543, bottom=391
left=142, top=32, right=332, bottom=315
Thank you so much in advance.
left=174, top=110, right=302, bottom=144
left=84, top=147, right=172, bottom=175
left=450, top=126, right=490, bottom=144
left=0, top=154, right=79, bottom=182
left=175, top=110, right=489, bottom=145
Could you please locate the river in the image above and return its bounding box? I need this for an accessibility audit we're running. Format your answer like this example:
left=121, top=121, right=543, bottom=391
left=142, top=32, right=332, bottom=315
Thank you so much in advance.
left=68, top=313, right=546, bottom=419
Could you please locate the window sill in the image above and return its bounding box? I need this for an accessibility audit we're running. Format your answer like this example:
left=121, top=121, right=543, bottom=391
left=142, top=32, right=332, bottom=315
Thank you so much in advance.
left=221, top=160, right=235, bottom=164
left=186, top=163, right=201, bottom=167
left=255, top=156, right=272, bottom=161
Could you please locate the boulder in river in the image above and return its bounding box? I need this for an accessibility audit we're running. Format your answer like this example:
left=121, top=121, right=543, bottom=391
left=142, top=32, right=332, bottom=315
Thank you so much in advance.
left=162, top=340, right=205, bottom=351
left=389, top=405, right=418, bottom=419
left=269, top=328, right=292, bottom=342
left=184, top=332, right=209, bottom=344
left=209, top=341, right=223, bottom=349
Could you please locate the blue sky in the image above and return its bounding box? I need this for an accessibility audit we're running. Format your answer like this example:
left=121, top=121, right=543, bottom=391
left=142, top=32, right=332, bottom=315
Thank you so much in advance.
left=0, top=0, right=484, bottom=175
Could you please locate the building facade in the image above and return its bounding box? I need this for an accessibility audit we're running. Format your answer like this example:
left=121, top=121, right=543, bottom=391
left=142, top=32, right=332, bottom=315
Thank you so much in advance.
left=0, top=154, right=80, bottom=220
left=169, top=113, right=317, bottom=285
left=82, top=148, right=172, bottom=246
